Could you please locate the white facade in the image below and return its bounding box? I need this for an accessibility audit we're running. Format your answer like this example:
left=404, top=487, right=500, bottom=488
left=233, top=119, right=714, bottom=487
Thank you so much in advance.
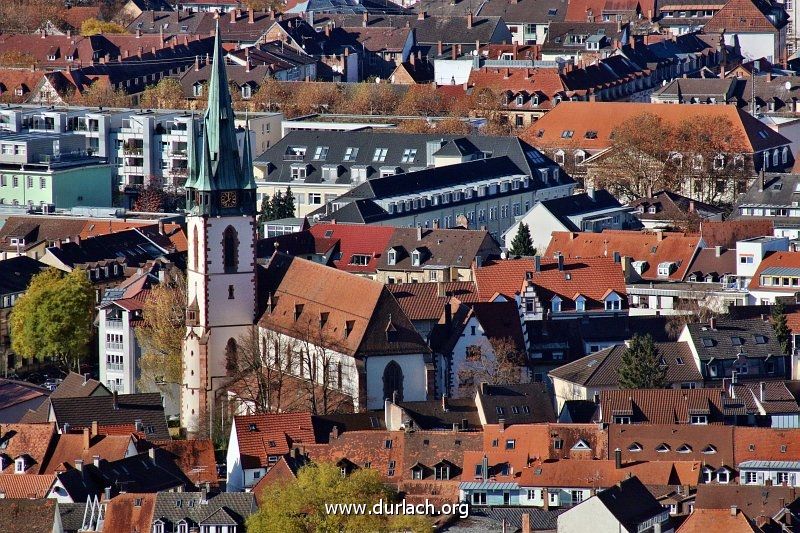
left=182, top=215, right=258, bottom=435
left=735, top=236, right=790, bottom=296
left=558, top=495, right=673, bottom=533
left=739, top=461, right=800, bottom=487
left=722, top=32, right=783, bottom=63
left=98, top=303, right=140, bottom=394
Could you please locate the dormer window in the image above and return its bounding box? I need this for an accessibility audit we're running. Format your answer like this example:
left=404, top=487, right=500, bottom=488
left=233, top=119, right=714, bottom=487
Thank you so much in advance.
left=628, top=442, right=642, bottom=452
left=655, top=443, right=670, bottom=453
left=676, top=444, right=692, bottom=453
left=411, top=250, right=421, bottom=267
left=648, top=205, right=657, bottom=214
left=702, top=445, right=717, bottom=454
left=192, top=82, right=203, bottom=97
left=575, top=295, right=586, bottom=312
left=294, top=303, right=304, bottom=321
left=690, top=414, right=708, bottom=425
left=387, top=249, right=397, bottom=265
left=516, top=94, right=524, bottom=106
left=604, top=292, right=621, bottom=311
left=14, top=457, right=25, bottom=473
left=551, top=296, right=562, bottom=313
left=344, top=320, right=355, bottom=338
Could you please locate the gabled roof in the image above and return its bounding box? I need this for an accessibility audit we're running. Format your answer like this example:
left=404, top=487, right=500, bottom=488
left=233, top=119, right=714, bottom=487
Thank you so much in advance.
left=700, top=219, right=774, bottom=249
left=44, top=229, right=170, bottom=269
left=22, top=372, right=109, bottom=424
left=233, top=412, right=317, bottom=469
left=0, top=499, right=57, bottom=533
left=535, top=190, right=626, bottom=232
left=476, top=383, right=556, bottom=424
left=683, top=247, right=737, bottom=281
left=549, top=341, right=702, bottom=387
left=0, top=256, right=48, bottom=297
left=545, top=229, right=702, bottom=281
left=703, top=0, right=785, bottom=33
left=594, top=477, right=668, bottom=532
left=257, top=253, right=428, bottom=358
left=0, top=378, right=49, bottom=422
left=0, top=474, right=55, bottom=498
left=376, top=227, right=498, bottom=272
left=40, top=432, right=132, bottom=474
left=514, top=458, right=700, bottom=487
left=734, top=427, right=800, bottom=463
left=101, top=493, right=156, bottom=533
left=694, top=484, right=799, bottom=519
left=0, top=423, right=57, bottom=474
left=629, top=190, right=724, bottom=223
left=749, top=251, right=800, bottom=291
left=677, top=507, right=758, bottom=532
left=309, top=223, right=395, bottom=274
left=609, top=424, right=734, bottom=468
left=386, top=281, right=479, bottom=320
left=145, top=439, right=218, bottom=485
left=46, top=393, right=169, bottom=440
left=599, top=388, right=730, bottom=424
left=523, top=102, right=790, bottom=153
left=0, top=216, right=87, bottom=253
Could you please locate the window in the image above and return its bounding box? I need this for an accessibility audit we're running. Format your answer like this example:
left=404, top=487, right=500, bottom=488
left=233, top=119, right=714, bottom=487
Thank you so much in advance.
left=401, top=149, right=417, bottom=163
left=39, top=177, right=46, bottom=189
left=628, top=442, right=642, bottom=452
left=313, top=146, right=329, bottom=160
left=291, top=166, right=307, bottom=180
left=655, top=443, right=670, bottom=453
left=702, top=445, right=717, bottom=454
left=471, top=492, right=487, bottom=505
left=506, top=439, right=516, bottom=450
left=222, top=226, right=238, bottom=273
left=344, top=147, right=359, bottom=161
left=717, top=470, right=730, bottom=484
left=373, top=148, right=388, bottom=162
left=14, top=458, right=24, bottom=473
left=740, top=255, right=754, bottom=264
left=702, top=468, right=713, bottom=483
left=561, top=130, right=574, bottom=138
left=676, top=444, right=692, bottom=453
left=778, top=472, right=789, bottom=484
left=349, top=254, right=370, bottom=266
left=551, top=296, right=561, bottom=313
left=745, top=471, right=758, bottom=484
left=614, top=416, right=631, bottom=424
left=571, top=490, right=584, bottom=504
left=309, top=193, right=322, bottom=204
left=690, top=415, right=708, bottom=425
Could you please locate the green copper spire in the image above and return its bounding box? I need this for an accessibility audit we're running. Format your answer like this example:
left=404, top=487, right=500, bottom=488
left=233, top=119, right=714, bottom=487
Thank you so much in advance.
left=185, top=18, right=256, bottom=216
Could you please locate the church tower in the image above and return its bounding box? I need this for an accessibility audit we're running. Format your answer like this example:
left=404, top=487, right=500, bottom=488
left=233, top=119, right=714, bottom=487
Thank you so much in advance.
left=182, top=20, right=257, bottom=436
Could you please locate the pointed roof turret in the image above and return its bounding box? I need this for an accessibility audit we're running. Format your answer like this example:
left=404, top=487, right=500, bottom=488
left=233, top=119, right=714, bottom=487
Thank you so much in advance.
left=240, top=117, right=257, bottom=191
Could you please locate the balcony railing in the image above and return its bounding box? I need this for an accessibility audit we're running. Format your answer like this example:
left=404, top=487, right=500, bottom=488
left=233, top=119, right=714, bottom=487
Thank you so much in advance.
left=105, top=342, right=123, bottom=351
left=107, top=362, right=124, bottom=371
left=105, top=319, right=123, bottom=329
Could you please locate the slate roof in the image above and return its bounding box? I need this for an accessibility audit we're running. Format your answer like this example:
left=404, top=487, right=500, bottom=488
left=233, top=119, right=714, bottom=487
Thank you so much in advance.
left=523, top=102, right=790, bottom=153
left=0, top=498, right=57, bottom=533
left=686, top=317, right=783, bottom=361
left=545, top=229, right=702, bottom=282
left=151, top=492, right=257, bottom=528
left=549, top=341, right=702, bottom=387
left=46, top=393, right=169, bottom=440
left=467, top=507, right=566, bottom=531
left=258, top=253, right=429, bottom=358
left=476, top=383, right=556, bottom=425
left=376, top=228, right=498, bottom=272
left=22, top=372, right=109, bottom=424
left=45, top=229, right=170, bottom=269
left=0, top=256, right=48, bottom=297
left=594, top=477, right=670, bottom=532
left=396, top=398, right=482, bottom=430
left=0, top=379, right=49, bottom=423
left=599, top=388, right=731, bottom=424
left=629, top=190, right=724, bottom=223
left=731, top=381, right=800, bottom=415
left=684, top=247, right=737, bottom=282
left=58, top=502, right=87, bottom=532
left=535, top=190, right=626, bottom=232
left=737, top=174, right=800, bottom=209
left=255, top=130, right=550, bottom=185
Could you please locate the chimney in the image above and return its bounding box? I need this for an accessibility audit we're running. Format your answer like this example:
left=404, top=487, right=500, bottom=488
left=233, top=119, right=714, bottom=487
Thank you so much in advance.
left=194, top=55, right=200, bottom=71
left=410, top=52, right=416, bottom=66
left=290, top=447, right=298, bottom=459
left=498, top=418, right=505, bottom=430
left=331, top=425, right=339, bottom=440
left=521, top=513, right=531, bottom=533
left=362, top=12, right=369, bottom=27
left=248, top=7, right=255, bottom=23
left=543, top=490, right=550, bottom=510
left=467, top=11, right=474, bottom=29
left=437, top=40, right=443, bottom=56
left=93, top=455, right=100, bottom=467
left=230, top=9, right=237, bottom=23
left=418, top=10, right=426, bottom=20
left=557, top=254, right=564, bottom=271
left=731, top=505, right=738, bottom=516
left=91, top=420, right=98, bottom=438
left=437, top=281, right=446, bottom=298
left=74, top=234, right=81, bottom=246
left=534, top=255, right=541, bottom=272
left=136, top=28, right=141, bottom=38
left=444, top=301, right=452, bottom=326
left=615, top=448, right=622, bottom=469
left=709, top=316, right=717, bottom=330
left=112, top=390, right=119, bottom=410
left=75, top=459, right=83, bottom=472
left=760, top=382, right=765, bottom=402
left=325, top=24, right=331, bottom=37
left=442, top=395, right=448, bottom=412
left=715, top=245, right=723, bottom=257
left=158, top=219, right=165, bottom=235
left=83, top=428, right=90, bottom=451
left=481, top=455, right=489, bottom=481
left=452, top=45, right=457, bottom=60
left=767, top=72, right=773, bottom=82
left=148, top=447, right=156, bottom=460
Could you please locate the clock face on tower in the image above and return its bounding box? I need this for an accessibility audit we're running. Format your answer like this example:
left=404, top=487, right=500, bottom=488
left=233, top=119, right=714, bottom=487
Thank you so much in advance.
left=220, top=191, right=238, bottom=208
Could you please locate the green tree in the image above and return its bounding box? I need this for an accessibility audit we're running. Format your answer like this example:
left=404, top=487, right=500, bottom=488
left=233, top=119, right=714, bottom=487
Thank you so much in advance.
left=10, top=268, right=94, bottom=371
left=270, top=189, right=284, bottom=221
left=618, top=334, right=667, bottom=389
left=257, top=194, right=273, bottom=231
left=509, top=223, right=536, bottom=257
left=248, top=462, right=430, bottom=533
left=282, top=186, right=296, bottom=219
left=772, top=300, right=791, bottom=354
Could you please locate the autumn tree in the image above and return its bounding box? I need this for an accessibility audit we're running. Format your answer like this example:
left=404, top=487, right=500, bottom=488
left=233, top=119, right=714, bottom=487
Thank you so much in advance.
left=135, top=266, right=186, bottom=390
left=457, top=337, right=526, bottom=397
left=434, top=117, right=472, bottom=134
left=0, top=51, right=36, bottom=68
left=139, top=78, right=187, bottom=110
left=132, top=186, right=166, bottom=212
left=77, top=82, right=130, bottom=108
left=618, top=334, right=667, bottom=389
left=398, top=84, right=445, bottom=116
left=772, top=299, right=791, bottom=354
left=509, top=223, right=536, bottom=257
left=665, top=299, right=715, bottom=339
left=591, top=112, right=678, bottom=200
left=248, top=462, right=430, bottom=533
left=250, top=77, right=290, bottom=112
left=0, top=0, right=64, bottom=33
left=243, top=0, right=283, bottom=10
left=10, top=268, right=94, bottom=372
left=80, top=18, right=127, bottom=36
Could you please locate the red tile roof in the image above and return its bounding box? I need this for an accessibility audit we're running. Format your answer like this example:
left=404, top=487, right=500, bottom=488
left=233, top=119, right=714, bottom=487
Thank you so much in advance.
left=700, top=219, right=774, bottom=248
left=39, top=432, right=132, bottom=474
left=0, top=474, right=55, bottom=498
left=102, top=493, right=156, bottom=533
left=0, top=69, right=46, bottom=102
left=734, top=427, right=800, bottom=463
left=148, top=439, right=218, bottom=485
left=0, top=423, right=57, bottom=474
left=565, top=0, right=608, bottom=21
left=474, top=256, right=626, bottom=303
left=677, top=507, right=757, bottom=532
left=467, top=67, right=566, bottom=110
left=522, top=102, right=790, bottom=154
left=600, top=388, right=728, bottom=424
left=234, top=413, right=317, bottom=469
left=514, top=458, right=701, bottom=487
left=703, top=0, right=781, bottom=33
left=610, top=424, right=734, bottom=469
left=748, top=251, right=800, bottom=291
left=545, top=230, right=701, bottom=281
left=386, top=281, right=478, bottom=320
left=307, top=223, right=395, bottom=274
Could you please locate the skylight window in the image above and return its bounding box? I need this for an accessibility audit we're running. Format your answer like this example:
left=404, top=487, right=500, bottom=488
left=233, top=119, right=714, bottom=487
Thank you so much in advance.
left=701, top=338, right=715, bottom=348
left=373, top=148, right=388, bottom=162
left=655, top=443, right=670, bottom=452
left=561, top=130, right=574, bottom=139
left=754, top=335, right=767, bottom=344
left=401, top=148, right=417, bottom=163
left=676, top=444, right=692, bottom=453
left=730, top=336, right=743, bottom=346
left=702, top=445, right=717, bottom=454
left=313, top=146, right=329, bottom=160
left=675, top=357, right=685, bottom=365
left=343, top=147, right=359, bottom=161
left=584, top=130, right=598, bottom=139
left=548, top=8, right=558, bottom=15
left=628, top=442, right=642, bottom=452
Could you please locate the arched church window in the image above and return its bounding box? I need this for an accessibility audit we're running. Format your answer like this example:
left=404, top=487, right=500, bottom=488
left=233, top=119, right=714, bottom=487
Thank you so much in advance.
left=222, top=226, right=238, bottom=273
left=225, top=338, right=238, bottom=374
left=383, top=361, right=403, bottom=402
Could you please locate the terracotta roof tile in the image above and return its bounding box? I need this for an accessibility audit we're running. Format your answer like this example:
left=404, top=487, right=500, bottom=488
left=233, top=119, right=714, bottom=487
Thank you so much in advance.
left=0, top=499, right=58, bottom=533
left=387, top=281, right=479, bottom=320
left=102, top=493, right=156, bottom=533
left=0, top=474, right=55, bottom=498
left=522, top=102, right=789, bottom=153
left=701, top=219, right=774, bottom=248
left=545, top=229, right=701, bottom=281
left=147, top=439, right=217, bottom=485
left=308, top=223, right=395, bottom=274
left=0, top=422, right=57, bottom=474
left=748, top=251, right=800, bottom=291
left=234, top=413, right=317, bottom=469
left=305, top=430, right=406, bottom=482
left=677, top=507, right=758, bottom=532
left=39, top=432, right=132, bottom=474
left=610, top=424, right=734, bottom=469
left=694, top=484, right=798, bottom=518
left=513, top=458, right=701, bottom=487
left=467, top=67, right=565, bottom=109
left=734, top=427, right=800, bottom=463
left=703, top=0, right=782, bottom=33
left=599, top=388, right=729, bottom=424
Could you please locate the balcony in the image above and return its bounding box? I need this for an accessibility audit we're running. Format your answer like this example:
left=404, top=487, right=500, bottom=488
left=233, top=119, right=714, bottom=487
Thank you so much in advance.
left=105, top=342, right=123, bottom=351
left=105, top=319, right=123, bottom=330
left=107, top=362, right=124, bottom=371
